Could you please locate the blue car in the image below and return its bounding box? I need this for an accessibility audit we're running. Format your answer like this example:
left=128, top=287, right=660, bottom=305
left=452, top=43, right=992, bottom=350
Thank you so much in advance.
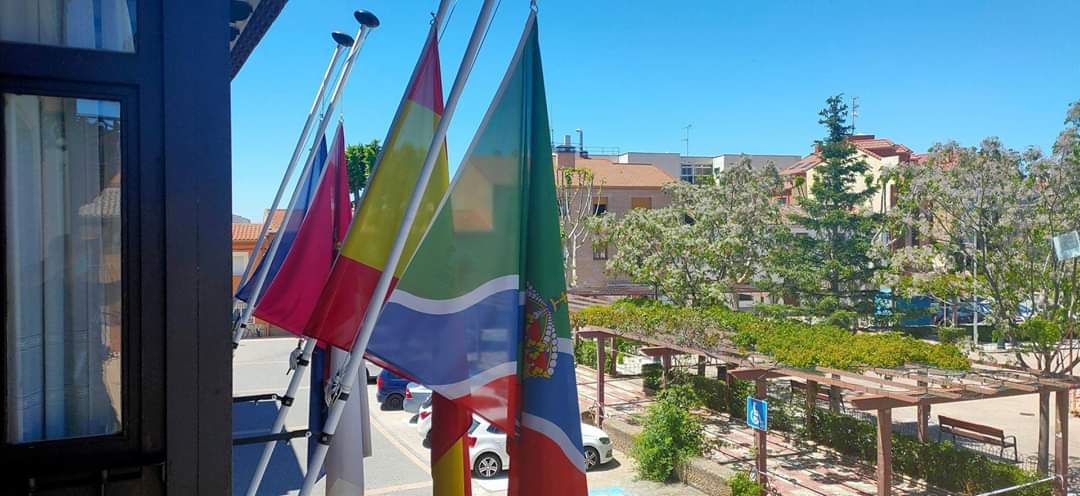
left=376, top=369, right=410, bottom=410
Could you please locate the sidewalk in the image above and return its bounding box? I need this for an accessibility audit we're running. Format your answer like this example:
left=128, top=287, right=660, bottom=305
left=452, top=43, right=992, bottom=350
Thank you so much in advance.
left=576, top=366, right=944, bottom=496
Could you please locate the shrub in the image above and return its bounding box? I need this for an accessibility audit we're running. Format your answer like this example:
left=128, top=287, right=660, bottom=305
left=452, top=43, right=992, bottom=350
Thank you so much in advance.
left=641, top=362, right=663, bottom=391
left=728, top=472, right=763, bottom=496
left=938, top=326, right=967, bottom=344
left=630, top=384, right=705, bottom=482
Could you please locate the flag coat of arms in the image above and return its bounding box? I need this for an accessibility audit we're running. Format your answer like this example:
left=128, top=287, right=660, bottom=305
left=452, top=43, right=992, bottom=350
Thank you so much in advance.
left=365, top=11, right=587, bottom=495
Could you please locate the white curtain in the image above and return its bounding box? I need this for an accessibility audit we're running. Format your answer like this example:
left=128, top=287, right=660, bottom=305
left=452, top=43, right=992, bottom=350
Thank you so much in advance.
left=0, top=0, right=134, bottom=52
left=4, top=94, right=120, bottom=443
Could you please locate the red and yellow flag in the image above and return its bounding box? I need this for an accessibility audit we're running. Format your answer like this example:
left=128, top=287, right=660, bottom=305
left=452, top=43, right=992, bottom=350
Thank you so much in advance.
left=304, top=27, right=471, bottom=495
left=304, top=29, right=449, bottom=351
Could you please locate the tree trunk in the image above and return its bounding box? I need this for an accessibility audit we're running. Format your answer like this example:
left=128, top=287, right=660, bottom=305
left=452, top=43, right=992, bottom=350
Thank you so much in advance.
left=570, top=243, right=578, bottom=288
left=1038, top=389, right=1051, bottom=474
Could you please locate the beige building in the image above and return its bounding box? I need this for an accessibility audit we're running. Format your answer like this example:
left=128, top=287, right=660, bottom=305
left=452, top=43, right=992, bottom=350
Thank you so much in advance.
left=778, top=134, right=927, bottom=214
left=555, top=146, right=676, bottom=289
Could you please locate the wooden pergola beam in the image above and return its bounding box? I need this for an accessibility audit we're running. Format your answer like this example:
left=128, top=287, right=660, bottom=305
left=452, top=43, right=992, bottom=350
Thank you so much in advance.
left=728, top=368, right=787, bottom=381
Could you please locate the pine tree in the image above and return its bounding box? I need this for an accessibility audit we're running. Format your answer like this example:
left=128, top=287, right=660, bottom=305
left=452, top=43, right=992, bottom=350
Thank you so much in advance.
left=782, top=95, right=882, bottom=323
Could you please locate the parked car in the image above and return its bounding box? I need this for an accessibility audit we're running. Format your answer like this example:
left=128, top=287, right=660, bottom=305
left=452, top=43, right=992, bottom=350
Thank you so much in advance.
left=419, top=410, right=613, bottom=478
left=416, top=396, right=434, bottom=442
left=404, top=382, right=432, bottom=413
left=375, top=369, right=409, bottom=410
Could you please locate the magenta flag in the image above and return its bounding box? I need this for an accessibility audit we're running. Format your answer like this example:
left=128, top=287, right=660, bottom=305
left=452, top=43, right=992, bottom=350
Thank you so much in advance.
left=254, top=122, right=353, bottom=334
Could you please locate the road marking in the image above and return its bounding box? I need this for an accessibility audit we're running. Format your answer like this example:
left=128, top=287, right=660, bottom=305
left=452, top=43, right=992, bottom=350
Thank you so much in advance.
left=371, top=408, right=431, bottom=475
left=367, top=480, right=434, bottom=495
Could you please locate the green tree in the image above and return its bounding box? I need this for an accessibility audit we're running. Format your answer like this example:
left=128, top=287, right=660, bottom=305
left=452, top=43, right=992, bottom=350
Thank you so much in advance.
left=344, top=139, right=379, bottom=204
left=775, top=95, right=883, bottom=323
left=590, top=158, right=784, bottom=308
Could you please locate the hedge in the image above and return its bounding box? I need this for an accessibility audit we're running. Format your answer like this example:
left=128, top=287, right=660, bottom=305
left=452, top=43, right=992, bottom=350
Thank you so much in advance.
left=653, top=372, right=1047, bottom=495
left=803, top=409, right=1048, bottom=496
left=572, top=300, right=970, bottom=371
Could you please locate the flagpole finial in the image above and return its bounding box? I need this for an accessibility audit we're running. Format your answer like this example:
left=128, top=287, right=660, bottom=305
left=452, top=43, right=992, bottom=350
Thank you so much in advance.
left=354, top=10, right=380, bottom=28
left=530, top=0, right=537, bottom=11
left=331, top=31, right=355, bottom=47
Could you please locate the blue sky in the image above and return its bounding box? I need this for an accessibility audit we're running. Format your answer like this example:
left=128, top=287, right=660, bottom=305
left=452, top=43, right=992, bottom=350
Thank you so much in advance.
left=231, top=0, right=1080, bottom=220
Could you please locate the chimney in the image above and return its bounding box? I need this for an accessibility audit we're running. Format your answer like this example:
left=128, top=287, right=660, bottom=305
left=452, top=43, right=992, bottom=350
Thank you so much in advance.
left=814, top=141, right=822, bottom=154
left=555, top=134, right=576, bottom=167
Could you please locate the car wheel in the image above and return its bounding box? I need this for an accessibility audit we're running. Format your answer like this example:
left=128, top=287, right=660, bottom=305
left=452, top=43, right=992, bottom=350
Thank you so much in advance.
left=383, top=393, right=404, bottom=411
left=473, top=453, right=502, bottom=479
left=584, top=447, right=600, bottom=471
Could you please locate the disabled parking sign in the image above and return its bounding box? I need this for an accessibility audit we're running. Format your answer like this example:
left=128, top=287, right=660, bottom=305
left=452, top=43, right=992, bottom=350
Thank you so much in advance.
left=746, top=396, right=768, bottom=431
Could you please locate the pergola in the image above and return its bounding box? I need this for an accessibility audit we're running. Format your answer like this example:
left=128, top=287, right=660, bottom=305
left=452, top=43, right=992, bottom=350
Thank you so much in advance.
left=575, top=324, right=1079, bottom=496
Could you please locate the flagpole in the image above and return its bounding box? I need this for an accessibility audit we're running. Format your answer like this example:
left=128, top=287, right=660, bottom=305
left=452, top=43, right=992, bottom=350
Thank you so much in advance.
left=232, top=12, right=380, bottom=349
left=298, top=1, right=499, bottom=494
left=240, top=12, right=380, bottom=496
left=232, top=31, right=352, bottom=314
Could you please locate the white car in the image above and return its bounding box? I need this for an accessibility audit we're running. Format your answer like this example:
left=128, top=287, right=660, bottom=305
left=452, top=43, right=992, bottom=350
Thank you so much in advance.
left=418, top=409, right=613, bottom=478
left=416, top=397, right=434, bottom=436
left=404, top=382, right=432, bottom=413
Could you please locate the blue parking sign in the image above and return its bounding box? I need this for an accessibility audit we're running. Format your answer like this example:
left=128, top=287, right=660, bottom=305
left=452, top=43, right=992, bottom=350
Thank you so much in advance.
left=746, top=396, right=768, bottom=431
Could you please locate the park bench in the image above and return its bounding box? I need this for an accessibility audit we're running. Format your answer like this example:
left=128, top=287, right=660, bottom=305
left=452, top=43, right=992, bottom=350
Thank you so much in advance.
left=938, top=415, right=1018, bottom=461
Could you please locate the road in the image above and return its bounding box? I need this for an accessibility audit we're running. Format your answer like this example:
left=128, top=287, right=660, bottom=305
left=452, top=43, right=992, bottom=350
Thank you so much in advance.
left=361, top=383, right=706, bottom=496
left=233, top=337, right=706, bottom=495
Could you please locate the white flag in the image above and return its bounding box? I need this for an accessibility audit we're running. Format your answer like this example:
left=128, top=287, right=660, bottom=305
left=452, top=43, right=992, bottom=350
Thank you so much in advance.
left=325, top=348, right=372, bottom=495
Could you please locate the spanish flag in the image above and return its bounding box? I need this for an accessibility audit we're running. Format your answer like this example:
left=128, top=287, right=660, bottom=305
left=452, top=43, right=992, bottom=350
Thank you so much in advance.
left=304, top=29, right=448, bottom=351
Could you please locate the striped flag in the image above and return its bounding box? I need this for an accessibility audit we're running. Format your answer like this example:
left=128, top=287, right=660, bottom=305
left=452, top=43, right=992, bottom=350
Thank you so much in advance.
left=252, top=123, right=351, bottom=334
left=365, top=12, right=586, bottom=495
left=304, top=29, right=449, bottom=351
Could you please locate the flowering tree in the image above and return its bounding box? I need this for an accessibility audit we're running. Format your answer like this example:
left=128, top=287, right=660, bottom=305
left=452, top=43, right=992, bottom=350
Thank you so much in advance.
left=883, top=100, right=1080, bottom=472
left=556, top=167, right=603, bottom=287
left=590, top=158, right=784, bottom=308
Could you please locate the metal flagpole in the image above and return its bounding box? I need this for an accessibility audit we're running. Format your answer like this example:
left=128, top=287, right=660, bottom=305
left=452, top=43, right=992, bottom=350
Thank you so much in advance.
left=232, top=12, right=381, bottom=349
left=297, top=1, right=498, bottom=494
left=232, top=31, right=352, bottom=321
left=240, top=11, right=381, bottom=496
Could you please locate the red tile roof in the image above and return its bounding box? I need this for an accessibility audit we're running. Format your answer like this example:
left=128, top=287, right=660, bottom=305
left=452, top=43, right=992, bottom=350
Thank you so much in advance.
left=780, top=135, right=919, bottom=176
left=232, top=223, right=263, bottom=242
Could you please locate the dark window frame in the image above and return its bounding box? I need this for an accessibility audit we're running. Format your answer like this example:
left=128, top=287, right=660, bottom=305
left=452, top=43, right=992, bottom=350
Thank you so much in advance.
left=0, top=72, right=160, bottom=477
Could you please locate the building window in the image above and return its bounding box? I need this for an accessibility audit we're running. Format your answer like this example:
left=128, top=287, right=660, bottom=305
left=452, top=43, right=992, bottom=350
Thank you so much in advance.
left=631, top=197, right=652, bottom=210
left=0, top=0, right=137, bottom=52
left=592, top=197, right=608, bottom=215
left=4, top=94, right=123, bottom=443
left=593, top=242, right=608, bottom=260
left=232, top=251, right=250, bottom=276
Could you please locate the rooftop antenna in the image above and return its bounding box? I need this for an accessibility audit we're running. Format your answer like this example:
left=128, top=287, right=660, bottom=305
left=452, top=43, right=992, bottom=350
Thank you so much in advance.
left=850, top=96, right=860, bottom=134
left=682, top=123, right=692, bottom=156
